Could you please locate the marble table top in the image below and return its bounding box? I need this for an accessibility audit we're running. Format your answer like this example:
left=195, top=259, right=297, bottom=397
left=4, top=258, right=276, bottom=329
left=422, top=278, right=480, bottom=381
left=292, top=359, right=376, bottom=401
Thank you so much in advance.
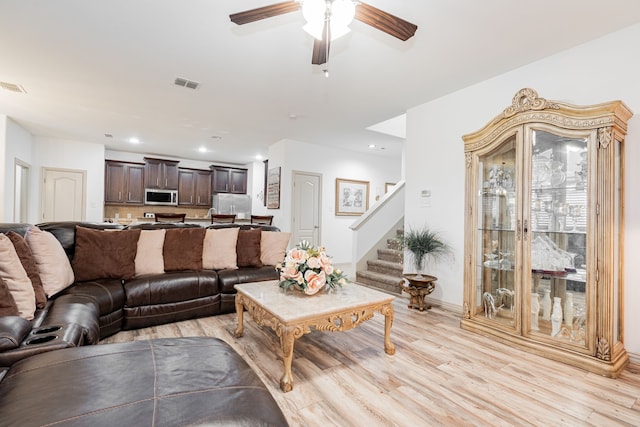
left=234, top=280, right=395, bottom=324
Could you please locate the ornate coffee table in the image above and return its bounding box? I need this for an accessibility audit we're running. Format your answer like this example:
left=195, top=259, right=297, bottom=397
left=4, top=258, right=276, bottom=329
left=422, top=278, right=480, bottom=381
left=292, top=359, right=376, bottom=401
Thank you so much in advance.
left=234, top=281, right=395, bottom=392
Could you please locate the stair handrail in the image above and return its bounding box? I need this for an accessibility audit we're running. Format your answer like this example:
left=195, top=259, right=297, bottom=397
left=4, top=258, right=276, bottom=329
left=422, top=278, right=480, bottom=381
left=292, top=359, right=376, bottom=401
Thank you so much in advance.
left=350, top=180, right=405, bottom=266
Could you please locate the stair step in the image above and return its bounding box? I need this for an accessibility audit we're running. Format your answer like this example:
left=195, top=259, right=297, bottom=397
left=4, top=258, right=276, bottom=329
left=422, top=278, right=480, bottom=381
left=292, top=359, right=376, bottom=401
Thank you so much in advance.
left=386, top=237, right=402, bottom=251
left=355, top=270, right=403, bottom=295
left=377, top=248, right=403, bottom=263
left=367, top=259, right=403, bottom=276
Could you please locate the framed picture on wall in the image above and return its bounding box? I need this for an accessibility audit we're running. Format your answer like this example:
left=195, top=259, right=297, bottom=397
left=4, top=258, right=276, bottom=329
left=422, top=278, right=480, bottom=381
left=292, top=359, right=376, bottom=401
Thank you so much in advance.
left=267, top=167, right=281, bottom=209
left=335, top=178, right=369, bottom=216
left=385, top=182, right=396, bottom=193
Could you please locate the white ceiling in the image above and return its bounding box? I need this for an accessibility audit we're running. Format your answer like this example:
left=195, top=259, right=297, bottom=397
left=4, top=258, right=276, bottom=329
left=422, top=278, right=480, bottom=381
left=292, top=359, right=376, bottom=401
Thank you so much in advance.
left=2, top=0, right=640, bottom=165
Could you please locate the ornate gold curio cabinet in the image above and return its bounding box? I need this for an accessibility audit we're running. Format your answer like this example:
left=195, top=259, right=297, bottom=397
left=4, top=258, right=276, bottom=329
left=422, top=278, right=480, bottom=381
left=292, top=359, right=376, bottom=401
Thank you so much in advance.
left=461, top=88, right=632, bottom=377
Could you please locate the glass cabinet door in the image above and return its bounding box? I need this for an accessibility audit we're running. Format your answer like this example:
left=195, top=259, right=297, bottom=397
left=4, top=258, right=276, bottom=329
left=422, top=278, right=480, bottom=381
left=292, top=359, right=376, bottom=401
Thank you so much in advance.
left=527, top=128, right=589, bottom=348
left=476, top=135, right=518, bottom=330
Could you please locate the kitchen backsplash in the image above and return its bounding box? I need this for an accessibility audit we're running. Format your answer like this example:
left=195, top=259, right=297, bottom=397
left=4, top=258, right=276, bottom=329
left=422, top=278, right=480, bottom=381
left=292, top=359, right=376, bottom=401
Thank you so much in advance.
left=103, top=205, right=210, bottom=222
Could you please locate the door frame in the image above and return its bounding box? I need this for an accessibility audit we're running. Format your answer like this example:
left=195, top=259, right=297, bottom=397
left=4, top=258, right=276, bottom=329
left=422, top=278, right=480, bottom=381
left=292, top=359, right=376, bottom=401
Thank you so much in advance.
left=13, top=158, right=30, bottom=222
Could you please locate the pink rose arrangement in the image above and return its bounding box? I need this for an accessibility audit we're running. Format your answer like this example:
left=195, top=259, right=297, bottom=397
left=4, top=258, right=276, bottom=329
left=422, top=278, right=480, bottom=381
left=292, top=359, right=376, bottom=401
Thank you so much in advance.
left=276, top=241, right=348, bottom=295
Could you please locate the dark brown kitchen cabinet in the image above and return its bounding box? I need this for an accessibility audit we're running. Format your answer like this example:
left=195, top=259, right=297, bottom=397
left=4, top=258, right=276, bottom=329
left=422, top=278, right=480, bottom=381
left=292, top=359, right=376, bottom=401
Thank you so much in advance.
left=144, top=157, right=179, bottom=190
left=211, top=166, right=247, bottom=194
left=178, top=168, right=212, bottom=206
left=104, top=160, right=144, bottom=205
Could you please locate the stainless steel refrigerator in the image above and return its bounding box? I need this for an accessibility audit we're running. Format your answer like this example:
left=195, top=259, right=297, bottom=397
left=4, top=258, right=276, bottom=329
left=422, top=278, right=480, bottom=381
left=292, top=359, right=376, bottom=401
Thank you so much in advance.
left=211, top=194, right=252, bottom=220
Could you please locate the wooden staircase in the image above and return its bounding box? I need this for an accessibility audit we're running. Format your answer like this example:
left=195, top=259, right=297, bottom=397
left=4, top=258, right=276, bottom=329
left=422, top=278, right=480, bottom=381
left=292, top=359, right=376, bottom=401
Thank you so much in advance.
left=356, top=229, right=404, bottom=295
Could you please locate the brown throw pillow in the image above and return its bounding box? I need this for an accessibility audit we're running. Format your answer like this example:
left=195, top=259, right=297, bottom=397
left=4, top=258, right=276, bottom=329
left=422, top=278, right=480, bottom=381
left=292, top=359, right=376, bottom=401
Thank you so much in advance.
left=0, top=277, right=19, bottom=316
left=72, top=226, right=141, bottom=281
left=6, top=231, right=47, bottom=309
left=163, top=228, right=206, bottom=272
left=236, top=228, right=262, bottom=268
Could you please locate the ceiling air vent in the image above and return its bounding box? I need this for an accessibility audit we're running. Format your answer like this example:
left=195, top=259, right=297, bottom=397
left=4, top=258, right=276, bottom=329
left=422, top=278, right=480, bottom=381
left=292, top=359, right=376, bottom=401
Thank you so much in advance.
left=0, top=82, right=27, bottom=93
left=174, top=77, right=200, bottom=90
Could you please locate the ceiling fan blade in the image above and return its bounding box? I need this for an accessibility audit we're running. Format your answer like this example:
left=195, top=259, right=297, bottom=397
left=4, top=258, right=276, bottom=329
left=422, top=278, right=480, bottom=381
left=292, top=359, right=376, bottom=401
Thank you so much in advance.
left=230, top=1, right=300, bottom=25
left=355, top=2, right=418, bottom=41
left=311, top=19, right=330, bottom=65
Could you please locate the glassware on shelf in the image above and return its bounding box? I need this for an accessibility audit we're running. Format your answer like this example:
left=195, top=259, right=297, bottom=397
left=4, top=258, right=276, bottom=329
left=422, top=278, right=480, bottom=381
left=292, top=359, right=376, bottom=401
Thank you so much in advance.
left=532, top=153, right=551, bottom=187
left=568, top=204, right=584, bottom=231
left=564, top=292, right=574, bottom=327
left=531, top=235, right=576, bottom=273
left=541, top=288, right=551, bottom=321
left=549, top=160, right=566, bottom=187
left=541, top=200, right=554, bottom=231
left=554, top=202, right=568, bottom=231
left=531, top=293, right=540, bottom=331
left=551, top=297, right=563, bottom=337
left=574, top=151, right=588, bottom=190
left=488, top=163, right=513, bottom=195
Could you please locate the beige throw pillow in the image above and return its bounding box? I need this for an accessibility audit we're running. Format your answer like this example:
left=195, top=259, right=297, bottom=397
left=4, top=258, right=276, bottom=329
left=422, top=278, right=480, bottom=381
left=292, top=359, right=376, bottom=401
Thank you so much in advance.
left=135, top=229, right=166, bottom=276
left=0, top=234, right=36, bottom=319
left=260, top=231, right=291, bottom=266
left=202, top=227, right=239, bottom=270
left=25, top=226, right=75, bottom=297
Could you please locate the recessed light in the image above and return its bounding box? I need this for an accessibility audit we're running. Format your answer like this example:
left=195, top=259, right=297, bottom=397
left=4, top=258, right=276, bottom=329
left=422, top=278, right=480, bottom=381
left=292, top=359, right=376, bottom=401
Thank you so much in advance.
left=198, top=147, right=207, bottom=153
left=129, top=137, right=140, bottom=144
left=255, top=154, right=263, bottom=160
left=368, top=144, right=376, bottom=148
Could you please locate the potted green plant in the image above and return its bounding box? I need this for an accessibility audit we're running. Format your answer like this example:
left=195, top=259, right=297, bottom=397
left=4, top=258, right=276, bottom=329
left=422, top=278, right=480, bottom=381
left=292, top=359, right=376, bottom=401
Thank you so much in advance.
left=402, top=226, right=451, bottom=280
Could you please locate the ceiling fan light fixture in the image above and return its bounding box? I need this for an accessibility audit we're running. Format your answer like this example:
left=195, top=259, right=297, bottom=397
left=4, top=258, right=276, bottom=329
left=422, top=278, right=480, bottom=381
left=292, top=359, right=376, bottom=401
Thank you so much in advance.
left=302, top=0, right=355, bottom=41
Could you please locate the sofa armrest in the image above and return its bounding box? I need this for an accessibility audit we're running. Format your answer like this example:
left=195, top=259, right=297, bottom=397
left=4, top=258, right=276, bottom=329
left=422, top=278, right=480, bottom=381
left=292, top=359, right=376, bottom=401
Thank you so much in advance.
left=0, top=323, right=84, bottom=368
left=0, top=316, right=31, bottom=352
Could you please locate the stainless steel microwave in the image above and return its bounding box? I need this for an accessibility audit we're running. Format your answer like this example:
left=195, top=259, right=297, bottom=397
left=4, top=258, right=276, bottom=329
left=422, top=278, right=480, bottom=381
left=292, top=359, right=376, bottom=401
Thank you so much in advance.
left=144, top=188, right=178, bottom=206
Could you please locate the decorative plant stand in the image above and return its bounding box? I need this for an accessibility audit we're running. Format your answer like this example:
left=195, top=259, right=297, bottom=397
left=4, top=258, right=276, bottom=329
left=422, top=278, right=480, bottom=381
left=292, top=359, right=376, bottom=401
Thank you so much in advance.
left=401, top=274, right=437, bottom=311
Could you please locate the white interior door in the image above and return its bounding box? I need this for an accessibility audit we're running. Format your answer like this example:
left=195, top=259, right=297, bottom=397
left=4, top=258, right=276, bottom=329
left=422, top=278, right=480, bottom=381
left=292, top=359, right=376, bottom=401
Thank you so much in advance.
left=42, top=168, right=86, bottom=221
left=292, top=171, right=321, bottom=246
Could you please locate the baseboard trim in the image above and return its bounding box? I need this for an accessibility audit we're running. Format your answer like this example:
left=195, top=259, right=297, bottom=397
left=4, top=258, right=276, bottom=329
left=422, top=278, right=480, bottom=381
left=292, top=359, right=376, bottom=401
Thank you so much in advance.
left=424, top=297, right=462, bottom=316
left=628, top=352, right=640, bottom=372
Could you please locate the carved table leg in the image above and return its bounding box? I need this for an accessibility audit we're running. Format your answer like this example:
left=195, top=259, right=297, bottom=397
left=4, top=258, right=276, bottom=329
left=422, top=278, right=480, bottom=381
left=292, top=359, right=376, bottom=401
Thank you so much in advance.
left=381, top=303, right=396, bottom=355
left=278, top=325, right=296, bottom=392
left=234, top=295, right=244, bottom=338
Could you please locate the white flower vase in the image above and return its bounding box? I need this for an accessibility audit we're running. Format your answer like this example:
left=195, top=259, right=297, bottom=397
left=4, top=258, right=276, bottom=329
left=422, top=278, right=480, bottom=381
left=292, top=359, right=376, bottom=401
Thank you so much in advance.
left=541, top=288, right=551, bottom=321
left=564, top=292, right=574, bottom=327
left=551, top=297, right=563, bottom=337
left=531, top=293, right=540, bottom=331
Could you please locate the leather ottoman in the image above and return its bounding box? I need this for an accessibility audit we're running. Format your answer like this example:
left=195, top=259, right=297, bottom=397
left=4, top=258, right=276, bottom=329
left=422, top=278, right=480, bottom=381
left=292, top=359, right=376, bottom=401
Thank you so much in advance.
left=0, top=337, right=288, bottom=426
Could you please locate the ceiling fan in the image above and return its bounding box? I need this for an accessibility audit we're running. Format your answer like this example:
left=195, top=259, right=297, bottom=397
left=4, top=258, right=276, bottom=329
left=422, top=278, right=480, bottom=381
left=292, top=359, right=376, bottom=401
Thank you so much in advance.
left=229, top=0, right=418, bottom=66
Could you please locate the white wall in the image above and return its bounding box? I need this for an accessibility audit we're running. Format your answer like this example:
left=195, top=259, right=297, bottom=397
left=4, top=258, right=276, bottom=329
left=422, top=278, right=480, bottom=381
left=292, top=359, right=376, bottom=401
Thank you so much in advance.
left=5, top=118, right=34, bottom=222
left=1, top=117, right=34, bottom=222
left=405, top=23, right=640, bottom=355
left=268, top=139, right=401, bottom=263
left=0, top=115, right=8, bottom=221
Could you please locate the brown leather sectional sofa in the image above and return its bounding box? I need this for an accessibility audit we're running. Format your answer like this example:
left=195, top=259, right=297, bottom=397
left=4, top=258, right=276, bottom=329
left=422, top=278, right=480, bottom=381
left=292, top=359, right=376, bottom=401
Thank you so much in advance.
left=0, top=221, right=288, bottom=426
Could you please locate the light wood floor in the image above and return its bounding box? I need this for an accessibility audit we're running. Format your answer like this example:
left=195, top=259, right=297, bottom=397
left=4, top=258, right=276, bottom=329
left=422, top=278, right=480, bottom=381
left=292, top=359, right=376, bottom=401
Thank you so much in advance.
left=101, top=296, right=640, bottom=426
